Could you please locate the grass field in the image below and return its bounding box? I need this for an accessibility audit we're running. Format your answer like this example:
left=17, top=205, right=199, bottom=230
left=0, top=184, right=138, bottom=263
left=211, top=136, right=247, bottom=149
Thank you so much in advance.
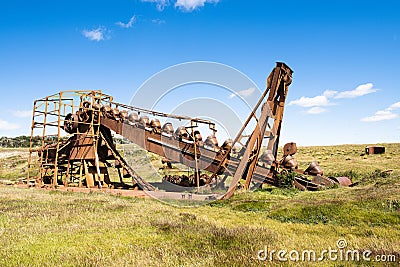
left=0, top=144, right=399, bottom=266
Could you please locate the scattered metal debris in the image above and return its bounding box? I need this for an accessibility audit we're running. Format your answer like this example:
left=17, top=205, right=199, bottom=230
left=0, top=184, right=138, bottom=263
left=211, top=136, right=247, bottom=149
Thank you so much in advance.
left=365, top=146, right=385, bottom=155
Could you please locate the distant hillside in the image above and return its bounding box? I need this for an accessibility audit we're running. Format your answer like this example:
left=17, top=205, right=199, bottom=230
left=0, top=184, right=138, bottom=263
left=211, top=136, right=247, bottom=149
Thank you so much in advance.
left=0, top=136, right=40, bottom=148
left=0, top=135, right=132, bottom=148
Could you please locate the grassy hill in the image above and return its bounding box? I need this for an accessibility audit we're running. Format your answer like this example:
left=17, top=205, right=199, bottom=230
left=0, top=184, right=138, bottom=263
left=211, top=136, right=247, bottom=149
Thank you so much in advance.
left=0, top=143, right=399, bottom=266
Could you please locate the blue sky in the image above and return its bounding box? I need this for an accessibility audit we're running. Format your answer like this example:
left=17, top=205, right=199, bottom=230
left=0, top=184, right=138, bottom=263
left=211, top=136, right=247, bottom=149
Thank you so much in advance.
left=0, top=0, right=399, bottom=145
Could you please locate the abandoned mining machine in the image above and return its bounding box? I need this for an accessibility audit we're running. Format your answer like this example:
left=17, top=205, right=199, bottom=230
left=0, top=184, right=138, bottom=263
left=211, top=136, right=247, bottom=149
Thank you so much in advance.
left=27, top=62, right=351, bottom=200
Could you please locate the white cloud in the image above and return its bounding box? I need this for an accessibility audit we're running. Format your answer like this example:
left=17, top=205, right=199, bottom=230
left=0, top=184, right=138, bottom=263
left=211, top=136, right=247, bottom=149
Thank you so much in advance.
left=290, top=83, right=379, bottom=116
left=306, top=107, right=326, bottom=114
left=229, top=87, right=255, bottom=99
left=323, top=90, right=338, bottom=98
left=12, top=110, right=31, bottom=118
left=141, top=0, right=218, bottom=12
left=142, top=0, right=170, bottom=11
left=116, top=16, right=136, bottom=28
left=388, top=101, right=400, bottom=111
left=334, top=83, right=378, bottom=99
left=288, top=90, right=335, bottom=107
left=290, top=84, right=378, bottom=108
left=152, top=18, right=166, bottom=24
left=175, top=0, right=219, bottom=12
left=361, top=100, right=400, bottom=122
left=82, top=27, right=108, bottom=41
left=361, top=110, right=399, bottom=122
left=0, top=119, right=20, bottom=131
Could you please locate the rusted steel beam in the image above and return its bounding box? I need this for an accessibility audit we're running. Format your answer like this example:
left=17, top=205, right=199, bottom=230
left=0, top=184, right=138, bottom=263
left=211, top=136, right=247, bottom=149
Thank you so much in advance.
left=221, top=62, right=293, bottom=199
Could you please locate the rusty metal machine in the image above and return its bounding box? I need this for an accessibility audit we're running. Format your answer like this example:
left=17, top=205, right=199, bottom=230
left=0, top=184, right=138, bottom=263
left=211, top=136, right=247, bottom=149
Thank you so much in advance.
left=27, top=62, right=351, bottom=200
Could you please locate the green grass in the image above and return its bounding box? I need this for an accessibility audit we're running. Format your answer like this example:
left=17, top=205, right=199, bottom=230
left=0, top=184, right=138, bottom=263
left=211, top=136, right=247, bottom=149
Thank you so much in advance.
left=1, top=182, right=400, bottom=266
left=0, top=148, right=31, bottom=181
left=291, top=143, right=400, bottom=180
left=0, top=143, right=399, bottom=266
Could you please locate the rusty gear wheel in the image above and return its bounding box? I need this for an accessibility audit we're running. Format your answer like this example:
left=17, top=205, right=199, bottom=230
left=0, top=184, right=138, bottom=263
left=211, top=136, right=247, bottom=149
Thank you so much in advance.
left=64, top=113, right=79, bottom=134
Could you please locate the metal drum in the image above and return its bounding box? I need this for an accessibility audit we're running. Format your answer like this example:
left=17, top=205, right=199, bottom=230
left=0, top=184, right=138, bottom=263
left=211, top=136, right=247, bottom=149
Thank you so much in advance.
left=139, top=116, right=150, bottom=127
left=162, top=122, right=174, bottom=134
left=221, top=139, right=233, bottom=151
left=175, top=126, right=189, bottom=140
left=150, top=119, right=162, bottom=132
left=205, top=135, right=219, bottom=148
left=128, top=112, right=139, bottom=123
left=101, top=105, right=111, bottom=113
left=259, top=150, right=275, bottom=165
left=119, top=110, right=128, bottom=121
left=304, top=161, right=323, bottom=175
left=111, top=108, right=120, bottom=119
left=281, top=155, right=298, bottom=169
